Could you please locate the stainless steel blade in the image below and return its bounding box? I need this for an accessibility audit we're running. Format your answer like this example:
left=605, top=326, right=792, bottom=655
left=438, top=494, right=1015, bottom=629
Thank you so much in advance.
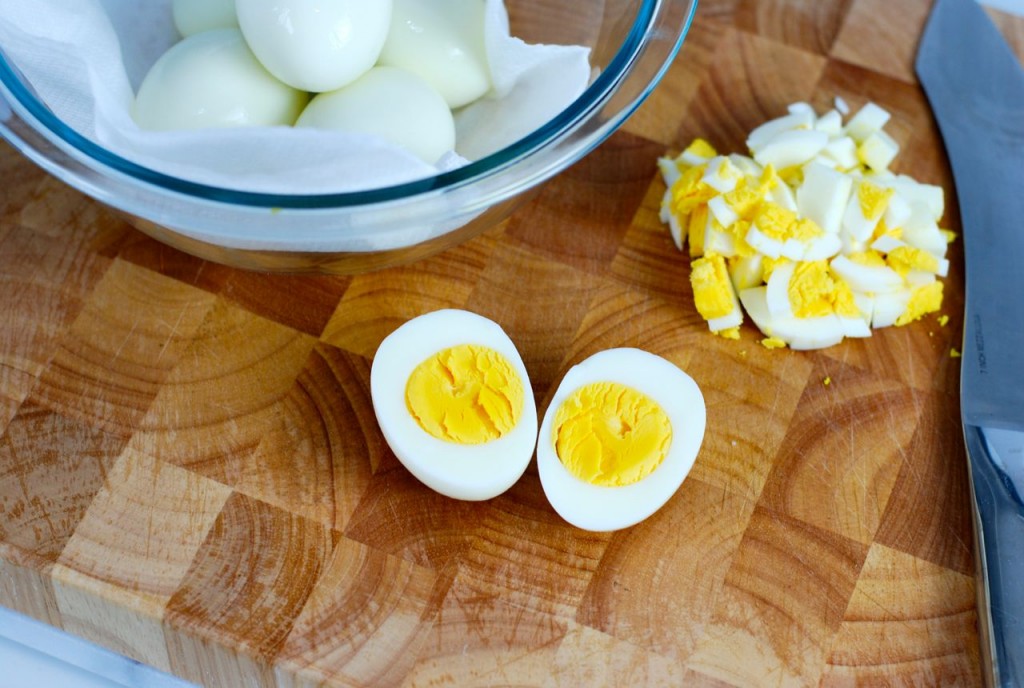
left=917, top=1, right=1024, bottom=685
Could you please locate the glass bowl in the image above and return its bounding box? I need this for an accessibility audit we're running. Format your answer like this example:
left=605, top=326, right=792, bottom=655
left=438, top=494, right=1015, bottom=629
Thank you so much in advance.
left=0, top=0, right=697, bottom=274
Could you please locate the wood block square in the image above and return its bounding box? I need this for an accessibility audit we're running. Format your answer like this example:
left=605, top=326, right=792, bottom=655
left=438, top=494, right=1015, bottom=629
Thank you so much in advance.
left=0, top=142, right=47, bottom=222
left=681, top=27, right=828, bottom=155
left=546, top=623, right=687, bottom=687
left=450, top=477, right=611, bottom=620
left=503, top=132, right=663, bottom=276
left=821, top=543, right=980, bottom=685
left=466, top=241, right=607, bottom=396
left=112, top=230, right=230, bottom=291
left=275, top=536, right=441, bottom=688
left=14, top=176, right=131, bottom=246
left=609, top=173, right=694, bottom=302
left=344, top=467, right=490, bottom=571
left=758, top=360, right=919, bottom=545
left=400, top=583, right=570, bottom=688
left=831, top=0, right=931, bottom=83
left=241, top=343, right=380, bottom=530
left=577, top=477, right=756, bottom=662
left=875, top=390, right=974, bottom=575
left=165, top=493, right=335, bottom=686
left=735, top=0, right=855, bottom=55
left=51, top=449, right=231, bottom=670
left=623, top=17, right=730, bottom=146
left=31, top=259, right=218, bottom=438
left=685, top=336, right=815, bottom=503
left=322, top=234, right=495, bottom=359
left=218, top=271, right=351, bottom=338
left=0, top=403, right=125, bottom=566
left=0, top=224, right=111, bottom=431
left=127, top=299, right=315, bottom=485
left=686, top=507, right=868, bottom=685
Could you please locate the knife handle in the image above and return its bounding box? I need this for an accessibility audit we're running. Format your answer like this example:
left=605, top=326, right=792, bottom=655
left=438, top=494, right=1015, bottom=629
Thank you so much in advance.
left=964, top=423, right=1024, bottom=687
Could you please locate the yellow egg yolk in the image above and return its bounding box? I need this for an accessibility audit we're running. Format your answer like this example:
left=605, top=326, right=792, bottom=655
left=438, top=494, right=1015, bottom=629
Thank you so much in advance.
left=896, top=281, right=944, bottom=326
left=690, top=252, right=735, bottom=320
left=857, top=181, right=894, bottom=220
left=886, top=245, right=939, bottom=276
left=752, top=203, right=798, bottom=239
left=671, top=165, right=716, bottom=217
left=684, top=138, right=718, bottom=159
left=787, top=261, right=862, bottom=319
left=552, top=382, right=672, bottom=487
left=406, top=344, right=523, bottom=444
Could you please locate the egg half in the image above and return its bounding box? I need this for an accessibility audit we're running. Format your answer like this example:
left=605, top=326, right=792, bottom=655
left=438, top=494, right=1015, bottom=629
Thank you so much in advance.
left=370, top=309, right=537, bottom=501
left=537, top=348, right=706, bottom=531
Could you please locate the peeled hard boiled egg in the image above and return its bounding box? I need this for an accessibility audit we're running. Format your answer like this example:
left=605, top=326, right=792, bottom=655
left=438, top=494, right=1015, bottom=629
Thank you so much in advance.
left=235, top=0, right=393, bottom=92
left=172, top=0, right=238, bottom=37
left=296, top=67, right=455, bottom=164
left=378, top=0, right=491, bottom=108
left=132, top=29, right=309, bottom=131
left=370, top=309, right=538, bottom=501
left=537, top=349, right=706, bottom=531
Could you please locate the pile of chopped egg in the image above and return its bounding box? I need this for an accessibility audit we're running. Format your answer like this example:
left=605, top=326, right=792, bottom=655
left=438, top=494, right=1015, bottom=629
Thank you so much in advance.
left=658, top=100, right=955, bottom=350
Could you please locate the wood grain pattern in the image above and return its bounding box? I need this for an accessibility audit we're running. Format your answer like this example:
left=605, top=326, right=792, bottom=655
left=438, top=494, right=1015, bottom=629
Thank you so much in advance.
left=2, top=0, right=1014, bottom=685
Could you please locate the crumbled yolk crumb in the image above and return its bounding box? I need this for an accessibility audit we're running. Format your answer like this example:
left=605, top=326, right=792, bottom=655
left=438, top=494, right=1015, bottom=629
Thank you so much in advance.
left=761, top=337, right=787, bottom=349
left=847, top=250, right=887, bottom=267
left=823, top=376, right=832, bottom=386
left=938, top=314, right=949, bottom=327
left=716, top=327, right=741, bottom=340
left=951, top=348, right=962, bottom=358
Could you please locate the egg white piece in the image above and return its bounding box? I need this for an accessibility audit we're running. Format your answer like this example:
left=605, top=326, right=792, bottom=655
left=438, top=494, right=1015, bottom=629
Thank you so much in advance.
left=370, top=309, right=538, bottom=501
left=378, top=0, right=490, bottom=108
left=172, top=0, right=238, bottom=36
left=752, top=129, right=829, bottom=170
left=830, top=255, right=903, bottom=293
left=798, top=162, right=852, bottom=235
left=296, top=67, right=455, bottom=164
left=132, top=29, right=309, bottom=131
left=236, top=0, right=393, bottom=92
left=537, top=349, right=706, bottom=532
left=739, top=287, right=846, bottom=350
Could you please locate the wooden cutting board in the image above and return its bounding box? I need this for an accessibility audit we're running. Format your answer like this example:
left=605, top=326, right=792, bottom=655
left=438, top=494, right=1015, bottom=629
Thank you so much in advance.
left=4, top=1, right=1021, bottom=685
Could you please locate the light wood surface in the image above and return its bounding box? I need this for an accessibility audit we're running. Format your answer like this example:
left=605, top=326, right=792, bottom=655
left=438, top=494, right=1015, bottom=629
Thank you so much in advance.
left=4, top=0, right=1020, bottom=685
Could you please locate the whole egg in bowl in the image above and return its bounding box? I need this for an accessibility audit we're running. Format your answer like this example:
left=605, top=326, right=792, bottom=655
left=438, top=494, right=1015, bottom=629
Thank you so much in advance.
left=537, top=348, right=706, bottom=531
left=370, top=309, right=538, bottom=501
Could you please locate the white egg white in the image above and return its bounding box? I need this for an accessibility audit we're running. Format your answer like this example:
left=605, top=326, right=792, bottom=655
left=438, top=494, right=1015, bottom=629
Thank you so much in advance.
left=370, top=309, right=537, bottom=502
left=536, top=348, right=706, bottom=532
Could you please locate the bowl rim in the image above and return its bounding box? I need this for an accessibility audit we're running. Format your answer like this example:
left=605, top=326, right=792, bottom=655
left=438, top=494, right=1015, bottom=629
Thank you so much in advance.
left=0, top=0, right=695, bottom=210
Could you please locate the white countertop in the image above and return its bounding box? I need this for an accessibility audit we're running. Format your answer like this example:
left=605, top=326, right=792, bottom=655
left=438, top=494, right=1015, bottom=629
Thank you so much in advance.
left=0, top=607, right=195, bottom=688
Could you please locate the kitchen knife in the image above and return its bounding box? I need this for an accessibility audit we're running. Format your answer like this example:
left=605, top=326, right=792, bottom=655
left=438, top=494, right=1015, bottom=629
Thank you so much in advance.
left=916, top=0, right=1024, bottom=686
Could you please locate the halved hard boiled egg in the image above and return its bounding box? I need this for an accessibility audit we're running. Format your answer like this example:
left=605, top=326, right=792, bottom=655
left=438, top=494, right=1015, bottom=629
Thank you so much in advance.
left=537, top=349, right=706, bottom=531
left=370, top=309, right=537, bottom=501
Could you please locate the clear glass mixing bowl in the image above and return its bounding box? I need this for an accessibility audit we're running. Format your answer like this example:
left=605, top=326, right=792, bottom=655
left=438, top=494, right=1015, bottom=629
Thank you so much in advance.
left=0, top=0, right=697, bottom=274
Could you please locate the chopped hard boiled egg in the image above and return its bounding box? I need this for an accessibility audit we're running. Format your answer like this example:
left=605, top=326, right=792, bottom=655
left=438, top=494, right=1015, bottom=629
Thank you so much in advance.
left=657, top=100, right=953, bottom=349
left=370, top=309, right=538, bottom=501
left=537, top=348, right=706, bottom=531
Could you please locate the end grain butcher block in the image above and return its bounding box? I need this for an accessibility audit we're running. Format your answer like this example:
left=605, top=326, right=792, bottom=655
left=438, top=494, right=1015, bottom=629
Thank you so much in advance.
left=5, top=0, right=1020, bottom=685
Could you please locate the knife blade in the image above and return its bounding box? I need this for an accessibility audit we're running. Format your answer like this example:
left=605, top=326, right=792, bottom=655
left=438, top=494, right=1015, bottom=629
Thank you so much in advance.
left=916, top=0, right=1024, bottom=685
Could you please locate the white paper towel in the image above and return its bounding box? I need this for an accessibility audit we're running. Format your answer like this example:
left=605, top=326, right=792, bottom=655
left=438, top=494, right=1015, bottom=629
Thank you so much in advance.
left=0, top=0, right=591, bottom=195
